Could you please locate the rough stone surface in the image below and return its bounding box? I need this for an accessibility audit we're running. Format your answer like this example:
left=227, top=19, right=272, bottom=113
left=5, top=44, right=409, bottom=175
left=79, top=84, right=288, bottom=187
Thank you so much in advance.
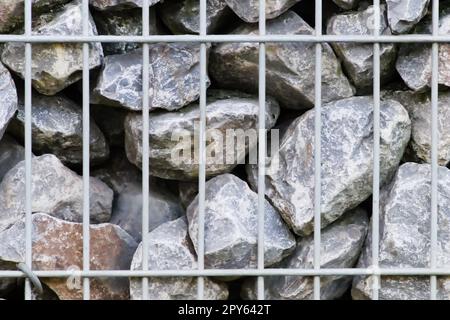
left=92, top=43, right=208, bottom=111
left=187, top=174, right=296, bottom=271
left=387, top=0, right=430, bottom=34
left=0, top=136, right=24, bottom=183
left=1, top=1, right=104, bottom=95
left=124, top=90, right=280, bottom=180
left=0, top=213, right=137, bottom=300
left=130, top=217, right=228, bottom=300
left=382, top=90, right=450, bottom=166
left=396, top=5, right=450, bottom=91
left=327, top=5, right=397, bottom=91
left=257, top=96, right=410, bottom=236
left=224, top=0, right=302, bottom=23
left=242, top=209, right=369, bottom=300
left=159, top=0, right=231, bottom=34
left=352, top=163, right=450, bottom=300
left=0, top=62, right=18, bottom=141
left=90, top=0, right=160, bottom=10
left=8, top=93, right=109, bottom=165
left=0, top=154, right=113, bottom=233
left=210, top=11, right=355, bottom=109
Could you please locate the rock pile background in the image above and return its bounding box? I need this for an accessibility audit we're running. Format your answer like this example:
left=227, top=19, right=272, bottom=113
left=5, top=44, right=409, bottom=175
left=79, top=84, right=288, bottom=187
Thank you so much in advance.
left=0, top=0, right=449, bottom=300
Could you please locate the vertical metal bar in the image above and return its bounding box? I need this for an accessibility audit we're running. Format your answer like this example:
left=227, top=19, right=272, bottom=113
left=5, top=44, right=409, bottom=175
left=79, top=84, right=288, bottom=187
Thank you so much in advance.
left=313, top=0, right=322, bottom=301
left=82, top=0, right=90, bottom=300
left=197, top=0, right=207, bottom=300
left=141, top=0, right=150, bottom=301
left=430, top=0, right=439, bottom=301
left=372, top=0, right=381, bottom=301
left=24, top=0, right=33, bottom=301
left=257, top=0, right=266, bottom=301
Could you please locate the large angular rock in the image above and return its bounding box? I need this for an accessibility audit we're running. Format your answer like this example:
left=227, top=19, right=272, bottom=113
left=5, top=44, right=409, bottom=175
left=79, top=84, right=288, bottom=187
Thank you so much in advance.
left=386, top=0, right=430, bottom=34
left=187, top=174, right=296, bottom=271
left=352, top=163, right=450, bottom=300
left=396, top=5, right=450, bottom=91
left=0, top=213, right=137, bottom=300
left=92, top=43, right=208, bottom=111
left=93, top=152, right=184, bottom=242
left=210, top=11, right=355, bottom=110
left=224, top=0, right=302, bottom=23
left=257, top=96, right=410, bottom=236
left=382, top=90, right=450, bottom=166
left=159, top=0, right=231, bottom=34
left=8, top=93, right=109, bottom=166
left=124, top=90, right=280, bottom=180
left=0, top=136, right=24, bottom=183
left=242, top=209, right=369, bottom=300
left=0, top=154, right=113, bottom=233
left=1, top=1, right=103, bottom=95
left=327, top=5, right=397, bottom=91
left=130, top=217, right=228, bottom=300
left=90, top=0, right=160, bottom=10
left=0, top=62, right=17, bottom=141
left=0, top=0, right=71, bottom=34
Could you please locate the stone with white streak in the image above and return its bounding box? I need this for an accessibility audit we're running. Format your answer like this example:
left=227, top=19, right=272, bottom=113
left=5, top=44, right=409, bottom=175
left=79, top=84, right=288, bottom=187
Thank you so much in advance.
left=387, top=0, right=430, bottom=34
left=224, top=0, right=302, bottom=23
left=90, top=0, right=160, bottom=10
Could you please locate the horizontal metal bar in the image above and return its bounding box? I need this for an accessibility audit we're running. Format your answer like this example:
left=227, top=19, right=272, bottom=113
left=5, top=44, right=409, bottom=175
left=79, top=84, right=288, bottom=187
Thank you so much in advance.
left=1, top=268, right=450, bottom=278
left=0, top=34, right=449, bottom=43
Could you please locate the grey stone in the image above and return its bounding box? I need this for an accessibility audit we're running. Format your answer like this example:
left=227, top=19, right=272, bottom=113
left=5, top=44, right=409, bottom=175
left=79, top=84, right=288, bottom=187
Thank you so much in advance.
left=90, top=0, right=160, bottom=10
left=327, top=5, right=397, bottom=91
left=242, top=209, right=369, bottom=300
left=1, top=1, right=103, bottom=95
left=8, top=93, right=109, bottom=166
left=187, top=174, right=296, bottom=271
left=159, top=0, right=231, bottom=34
left=0, top=136, right=24, bottom=183
left=0, top=213, right=137, bottom=300
left=387, top=0, right=430, bottom=34
left=382, top=90, right=450, bottom=166
left=258, top=96, right=410, bottom=236
left=352, top=163, right=450, bottom=300
left=130, top=217, right=228, bottom=300
left=224, top=0, right=302, bottom=23
left=332, top=0, right=359, bottom=10
left=396, top=5, right=450, bottom=91
left=0, top=154, right=113, bottom=233
left=0, top=62, right=17, bottom=141
left=210, top=11, right=355, bottom=110
left=92, top=43, right=209, bottom=111
left=124, top=90, right=280, bottom=180
left=93, top=152, right=184, bottom=242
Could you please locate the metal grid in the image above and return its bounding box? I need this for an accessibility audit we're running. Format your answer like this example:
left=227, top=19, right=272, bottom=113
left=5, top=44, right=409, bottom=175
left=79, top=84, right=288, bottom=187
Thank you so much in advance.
left=0, top=0, right=445, bottom=301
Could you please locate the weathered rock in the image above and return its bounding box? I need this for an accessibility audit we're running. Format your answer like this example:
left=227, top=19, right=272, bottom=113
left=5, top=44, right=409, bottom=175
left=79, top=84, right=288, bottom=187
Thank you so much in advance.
left=159, top=0, right=231, bottom=34
left=93, top=152, right=184, bottom=242
left=8, top=93, right=109, bottom=166
left=352, top=163, right=450, bottom=300
left=130, top=217, right=228, bottom=300
left=0, top=154, right=113, bottom=233
left=382, top=90, right=450, bottom=166
left=242, top=209, right=369, bottom=300
left=224, top=0, right=302, bottom=23
left=91, top=105, right=128, bottom=147
left=258, top=96, right=410, bottom=236
left=332, top=0, right=359, bottom=10
left=178, top=181, right=198, bottom=208
left=93, top=7, right=159, bottom=55
left=90, top=0, right=160, bottom=10
left=0, top=213, right=137, bottom=300
left=327, top=5, right=397, bottom=91
left=386, top=0, right=430, bottom=34
left=396, top=5, right=450, bottom=91
left=92, top=43, right=208, bottom=111
left=0, top=0, right=71, bottom=34
left=124, top=90, right=280, bottom=180
left=187, top=174, right=296, bottom=271
left=1, top=1, right=104, bottom=95
left=210, top=11, right=355, bottom=109
left=0, top=62, right=18, bottom=141
left=0, top=136, right=24, bottom=183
